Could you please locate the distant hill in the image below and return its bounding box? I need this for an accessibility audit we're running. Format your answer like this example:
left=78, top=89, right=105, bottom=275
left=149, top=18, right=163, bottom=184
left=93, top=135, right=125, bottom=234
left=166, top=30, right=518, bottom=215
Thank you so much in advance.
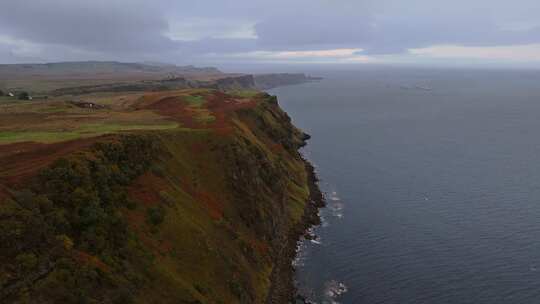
left=0, top=61, right=224, bottom=92
left=0, top=61, right=222, bottom=80
left=0, top=61, right=321, bottom=94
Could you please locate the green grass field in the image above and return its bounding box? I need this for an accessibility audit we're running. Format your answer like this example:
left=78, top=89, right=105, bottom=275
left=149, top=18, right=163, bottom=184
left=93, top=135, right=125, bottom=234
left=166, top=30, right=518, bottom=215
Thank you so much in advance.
left=183, top=95, right=205, bottom=107
left=0, top=122, right=179, bottom=144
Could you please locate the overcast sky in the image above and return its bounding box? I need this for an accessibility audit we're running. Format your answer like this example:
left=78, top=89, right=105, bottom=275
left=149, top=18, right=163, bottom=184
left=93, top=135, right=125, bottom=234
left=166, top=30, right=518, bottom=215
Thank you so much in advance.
left=1, top=0, right=540, bottom=67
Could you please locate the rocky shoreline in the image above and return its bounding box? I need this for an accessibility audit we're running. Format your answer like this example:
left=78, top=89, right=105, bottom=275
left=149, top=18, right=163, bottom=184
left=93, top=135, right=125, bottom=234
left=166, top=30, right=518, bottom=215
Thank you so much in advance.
left=266, top=152, right=325, bottom=304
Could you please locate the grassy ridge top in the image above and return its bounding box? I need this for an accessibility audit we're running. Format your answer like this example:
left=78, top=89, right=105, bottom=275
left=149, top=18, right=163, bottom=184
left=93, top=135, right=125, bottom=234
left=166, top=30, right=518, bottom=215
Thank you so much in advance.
left=0, top=89, right=260, bottom=144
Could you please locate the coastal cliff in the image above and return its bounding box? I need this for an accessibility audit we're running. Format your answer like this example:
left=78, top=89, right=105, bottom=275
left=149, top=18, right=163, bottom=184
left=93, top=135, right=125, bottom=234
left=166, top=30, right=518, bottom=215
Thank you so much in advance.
left=0, top=90, right=322, bottom=303
left=0, top=61, right=320, bottom=96
left=48, top=74, right=306, bottom=96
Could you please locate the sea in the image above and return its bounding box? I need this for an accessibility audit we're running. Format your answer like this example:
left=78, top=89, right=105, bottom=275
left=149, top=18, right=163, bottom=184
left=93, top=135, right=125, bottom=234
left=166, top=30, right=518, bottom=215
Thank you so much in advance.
left=268, top=66, right=540, bottom=304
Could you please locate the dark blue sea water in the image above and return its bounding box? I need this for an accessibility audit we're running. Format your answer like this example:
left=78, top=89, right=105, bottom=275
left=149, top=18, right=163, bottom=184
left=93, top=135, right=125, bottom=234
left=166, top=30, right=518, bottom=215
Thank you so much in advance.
left=269, top=67, right=540, bottom=304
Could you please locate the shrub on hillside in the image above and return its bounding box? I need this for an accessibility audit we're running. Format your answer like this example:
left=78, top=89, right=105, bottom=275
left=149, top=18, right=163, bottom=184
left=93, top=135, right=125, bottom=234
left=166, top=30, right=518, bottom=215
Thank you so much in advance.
left=146, top=206, right=165, bottom=226
left=0, top=135, right=160, bottom=302
left=18, top=92, right=30, bottom=100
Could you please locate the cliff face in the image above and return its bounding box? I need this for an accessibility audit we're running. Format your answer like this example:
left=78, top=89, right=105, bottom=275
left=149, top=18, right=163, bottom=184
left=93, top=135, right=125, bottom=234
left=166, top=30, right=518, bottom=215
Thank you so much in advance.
left=46, top=73, right=320, bottom=96
left=0, top=91, right=321, bottom=303
left=214, top=75, right=257, bottom=90
left=50, top=75, right=257, bottom=96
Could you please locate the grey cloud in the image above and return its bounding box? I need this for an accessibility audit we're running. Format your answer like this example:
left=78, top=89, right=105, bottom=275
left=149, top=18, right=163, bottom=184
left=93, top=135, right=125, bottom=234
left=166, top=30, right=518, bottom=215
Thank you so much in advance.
left=252, top=1, right=540, bottom=55
left=0, top=42, right=41, bottom=64
left=0, top=0, right=176, bottom=54
left=179, top=38, right=258, bottom=55
left=1, top=0, right=540, bottom=64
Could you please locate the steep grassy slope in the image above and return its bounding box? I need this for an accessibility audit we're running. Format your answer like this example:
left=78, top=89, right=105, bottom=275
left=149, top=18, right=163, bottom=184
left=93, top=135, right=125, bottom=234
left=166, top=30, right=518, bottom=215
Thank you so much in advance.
left=0, top=90, right=320, bottom=303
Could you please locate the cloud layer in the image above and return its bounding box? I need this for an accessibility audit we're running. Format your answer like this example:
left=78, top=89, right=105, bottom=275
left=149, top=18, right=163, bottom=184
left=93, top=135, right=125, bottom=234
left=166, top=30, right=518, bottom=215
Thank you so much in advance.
left=1, top=0, right=540, bottom=65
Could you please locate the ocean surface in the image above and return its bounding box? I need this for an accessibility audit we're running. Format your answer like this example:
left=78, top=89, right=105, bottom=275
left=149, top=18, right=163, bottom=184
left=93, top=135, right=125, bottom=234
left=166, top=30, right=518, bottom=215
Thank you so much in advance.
left=268, top=67, right=540, bottom=304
